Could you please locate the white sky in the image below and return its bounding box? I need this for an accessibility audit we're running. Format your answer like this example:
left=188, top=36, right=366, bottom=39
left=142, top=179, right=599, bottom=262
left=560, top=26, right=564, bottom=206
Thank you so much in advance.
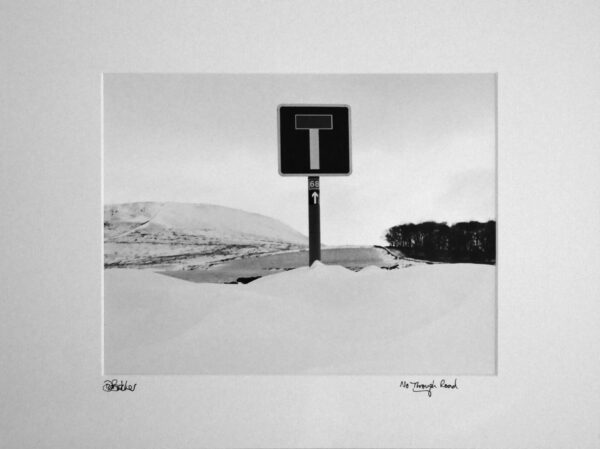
left=103, top=74, right=496, bottom=245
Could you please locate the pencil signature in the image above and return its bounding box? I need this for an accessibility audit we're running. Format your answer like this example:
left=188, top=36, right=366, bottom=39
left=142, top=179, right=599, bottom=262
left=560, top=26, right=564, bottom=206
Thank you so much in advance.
left=103, top=379, right=137, bottom=392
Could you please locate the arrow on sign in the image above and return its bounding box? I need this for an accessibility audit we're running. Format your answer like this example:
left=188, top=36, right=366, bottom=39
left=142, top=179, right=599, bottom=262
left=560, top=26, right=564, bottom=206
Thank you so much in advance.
left=311, top=191, right=319, bottom=204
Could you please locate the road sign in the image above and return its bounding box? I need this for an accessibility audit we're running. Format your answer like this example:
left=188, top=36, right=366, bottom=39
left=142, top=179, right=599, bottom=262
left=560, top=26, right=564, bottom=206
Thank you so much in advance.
left=278, top=105, right=351, bottom=265
left=278, top=105, right=351, bottom=176
left=308, top=177, right=320, bottom=206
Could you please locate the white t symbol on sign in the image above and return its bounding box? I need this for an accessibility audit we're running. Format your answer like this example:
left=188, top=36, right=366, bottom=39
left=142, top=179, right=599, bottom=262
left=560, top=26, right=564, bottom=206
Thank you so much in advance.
left=295, top=115, right=333, bottom=170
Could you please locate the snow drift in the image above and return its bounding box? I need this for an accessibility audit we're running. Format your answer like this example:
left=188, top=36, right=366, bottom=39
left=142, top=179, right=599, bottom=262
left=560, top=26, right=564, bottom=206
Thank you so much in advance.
left=104, top=262, right=496, bottom=374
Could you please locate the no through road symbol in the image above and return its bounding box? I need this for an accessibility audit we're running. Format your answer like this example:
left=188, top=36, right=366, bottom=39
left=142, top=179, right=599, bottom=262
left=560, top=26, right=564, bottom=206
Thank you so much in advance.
left=278, top=105, right=351, bottom=176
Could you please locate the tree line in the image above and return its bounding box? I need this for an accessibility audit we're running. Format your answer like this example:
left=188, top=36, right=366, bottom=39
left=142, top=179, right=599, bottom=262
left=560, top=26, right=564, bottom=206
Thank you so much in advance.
left=384, top=220, right=496, bottom=264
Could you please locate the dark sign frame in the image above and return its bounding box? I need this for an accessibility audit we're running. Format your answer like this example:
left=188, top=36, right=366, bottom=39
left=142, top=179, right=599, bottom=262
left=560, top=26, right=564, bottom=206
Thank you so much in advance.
left=278, top=104, right=352, bottom=176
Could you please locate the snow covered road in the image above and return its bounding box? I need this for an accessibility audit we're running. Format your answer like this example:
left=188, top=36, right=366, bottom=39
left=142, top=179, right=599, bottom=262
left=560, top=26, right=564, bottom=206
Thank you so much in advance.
left=163, top=246, right=413, bottom=284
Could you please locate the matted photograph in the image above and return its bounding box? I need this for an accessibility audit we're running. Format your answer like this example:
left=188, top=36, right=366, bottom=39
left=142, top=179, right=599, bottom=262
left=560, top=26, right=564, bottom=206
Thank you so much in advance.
left=6, top=1, right=600, bottom=447
left=103, top=73, right=496, bottom=375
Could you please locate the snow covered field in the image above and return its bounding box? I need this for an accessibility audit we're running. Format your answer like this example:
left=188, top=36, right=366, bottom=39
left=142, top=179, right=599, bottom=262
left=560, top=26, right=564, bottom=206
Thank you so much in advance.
left=104, top=262, right=496, bottom=375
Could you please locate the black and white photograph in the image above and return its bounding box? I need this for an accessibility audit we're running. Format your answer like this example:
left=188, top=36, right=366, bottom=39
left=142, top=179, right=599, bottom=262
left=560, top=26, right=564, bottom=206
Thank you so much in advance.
left=103, top=73, right=497, bottom=374
left=3, top=1, right=599, bottom=448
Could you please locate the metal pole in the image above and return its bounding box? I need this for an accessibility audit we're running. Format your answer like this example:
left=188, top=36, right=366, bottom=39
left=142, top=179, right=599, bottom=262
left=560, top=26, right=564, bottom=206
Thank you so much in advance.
left=308, top=176, right=321, bottom=265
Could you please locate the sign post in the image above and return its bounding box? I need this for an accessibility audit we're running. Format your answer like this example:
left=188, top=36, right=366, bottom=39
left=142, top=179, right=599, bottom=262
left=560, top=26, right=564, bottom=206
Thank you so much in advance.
left=308, top=176, right=321, bottom=264
left=278, top=104, right=351, bottom=266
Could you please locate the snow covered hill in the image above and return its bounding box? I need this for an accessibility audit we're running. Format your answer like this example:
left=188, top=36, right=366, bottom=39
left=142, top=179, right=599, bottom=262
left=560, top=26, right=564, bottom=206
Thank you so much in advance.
left=104, top=202, right=308, bottom=269
left=104, top=262, right=496, bottom=374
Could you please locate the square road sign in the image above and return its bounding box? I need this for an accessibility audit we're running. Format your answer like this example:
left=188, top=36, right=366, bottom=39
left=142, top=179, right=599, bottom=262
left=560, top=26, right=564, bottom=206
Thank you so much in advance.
left=278, top=104, right=351, bottom=176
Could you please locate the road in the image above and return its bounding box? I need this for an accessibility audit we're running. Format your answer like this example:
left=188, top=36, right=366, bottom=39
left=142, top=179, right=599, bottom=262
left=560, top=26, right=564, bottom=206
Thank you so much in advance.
left=163, top=246, right=419, bottom=284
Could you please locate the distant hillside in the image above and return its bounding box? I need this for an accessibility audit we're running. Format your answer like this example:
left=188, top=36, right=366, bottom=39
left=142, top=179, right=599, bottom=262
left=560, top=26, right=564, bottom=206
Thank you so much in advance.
left=104, top=202, right=308, bottom=269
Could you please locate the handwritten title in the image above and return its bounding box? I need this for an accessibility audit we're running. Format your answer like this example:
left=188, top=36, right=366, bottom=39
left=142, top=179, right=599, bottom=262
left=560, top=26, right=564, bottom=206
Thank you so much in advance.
left=399, top=379, right=458, bottom=397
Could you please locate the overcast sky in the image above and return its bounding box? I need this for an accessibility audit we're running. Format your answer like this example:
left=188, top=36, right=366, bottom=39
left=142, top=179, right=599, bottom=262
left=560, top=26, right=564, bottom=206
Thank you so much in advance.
left=103, top=73, right=495, bottom=245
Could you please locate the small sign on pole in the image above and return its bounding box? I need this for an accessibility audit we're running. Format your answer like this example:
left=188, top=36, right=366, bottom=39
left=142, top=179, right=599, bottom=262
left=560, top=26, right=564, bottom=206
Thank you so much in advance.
left=307, top=176, right=321, bottom=264
left=278, top=105, right=352, bottom=265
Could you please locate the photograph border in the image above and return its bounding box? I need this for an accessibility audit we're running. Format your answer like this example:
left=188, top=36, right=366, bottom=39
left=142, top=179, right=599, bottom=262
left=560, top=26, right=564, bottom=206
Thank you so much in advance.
left=100, top=74, right=498, bottom=376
